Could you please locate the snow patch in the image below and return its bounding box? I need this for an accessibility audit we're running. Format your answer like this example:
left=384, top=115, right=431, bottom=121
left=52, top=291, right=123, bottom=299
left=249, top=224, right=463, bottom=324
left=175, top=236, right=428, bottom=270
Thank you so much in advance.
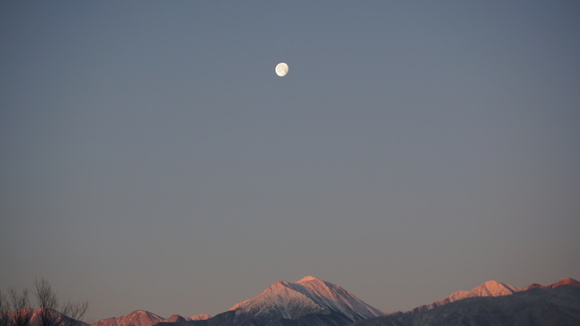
left=228, top=276, right=384, bottom=321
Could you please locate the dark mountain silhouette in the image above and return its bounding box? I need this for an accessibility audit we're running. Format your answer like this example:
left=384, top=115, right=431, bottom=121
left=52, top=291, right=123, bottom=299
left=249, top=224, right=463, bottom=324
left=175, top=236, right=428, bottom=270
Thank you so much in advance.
left=353, top=285, right=580, bottom=326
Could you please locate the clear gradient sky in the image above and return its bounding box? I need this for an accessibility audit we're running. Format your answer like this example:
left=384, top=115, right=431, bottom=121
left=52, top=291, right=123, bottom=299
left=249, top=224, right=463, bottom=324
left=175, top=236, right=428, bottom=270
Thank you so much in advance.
left=1, top=1, right=579, bottom=322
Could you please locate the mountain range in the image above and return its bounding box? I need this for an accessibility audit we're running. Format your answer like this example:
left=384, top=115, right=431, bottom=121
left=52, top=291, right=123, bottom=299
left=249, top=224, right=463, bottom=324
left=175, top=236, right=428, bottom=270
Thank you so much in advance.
left=412, top=278, right=580, bottom=312
left=2, top=308, right=89, bottom=326
left=6, top=276, right=580, bottom=326
left=356, top=284, right=580, bottom=326
left=155, top=276, right=385, bottom=326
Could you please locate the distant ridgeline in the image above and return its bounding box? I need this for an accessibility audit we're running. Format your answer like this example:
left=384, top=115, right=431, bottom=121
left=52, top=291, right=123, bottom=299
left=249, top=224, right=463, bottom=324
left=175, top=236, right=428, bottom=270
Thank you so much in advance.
left=7, top=277, right=579, bottom=326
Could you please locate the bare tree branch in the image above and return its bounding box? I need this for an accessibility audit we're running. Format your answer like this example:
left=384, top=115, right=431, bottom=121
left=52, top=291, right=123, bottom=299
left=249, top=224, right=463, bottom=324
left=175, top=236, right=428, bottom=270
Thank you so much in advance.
left=8, top=287, right=30, bottom=326
left=0, top=290, right=9, bottom=326
left=62, top=300, right=88, bottom=322
left=61, top=300, right=89, bottom=326
left=35, top=278, right=64, bottom=326
left=2, top=280, right=88, bottom=326
left=35, top=279, right=59, bottom=311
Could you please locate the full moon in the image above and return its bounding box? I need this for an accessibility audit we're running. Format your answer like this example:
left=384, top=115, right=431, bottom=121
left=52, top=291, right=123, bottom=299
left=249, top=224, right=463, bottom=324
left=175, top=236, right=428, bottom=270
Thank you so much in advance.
left=275, top=62, right=289, bottom=77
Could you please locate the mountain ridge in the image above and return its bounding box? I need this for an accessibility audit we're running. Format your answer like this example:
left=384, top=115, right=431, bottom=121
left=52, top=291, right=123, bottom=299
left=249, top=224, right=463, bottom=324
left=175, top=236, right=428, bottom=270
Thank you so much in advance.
left=3, top=308, right=89, bottom=326
left=91, top=310, right=171, bottom=326
left=90, top=310, right=209, bottom=326
left=356, top=284, right=580, bottom=326
left=227, top=276, right=384, bottom=323
left=10, top=276, right=578, bottom=326
left=417, top=277, right=579, bottom=312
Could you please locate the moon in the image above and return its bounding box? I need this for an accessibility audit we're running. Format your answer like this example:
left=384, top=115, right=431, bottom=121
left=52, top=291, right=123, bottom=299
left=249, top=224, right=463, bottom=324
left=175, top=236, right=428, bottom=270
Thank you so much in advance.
left=275, top=62, right=289, bottom=77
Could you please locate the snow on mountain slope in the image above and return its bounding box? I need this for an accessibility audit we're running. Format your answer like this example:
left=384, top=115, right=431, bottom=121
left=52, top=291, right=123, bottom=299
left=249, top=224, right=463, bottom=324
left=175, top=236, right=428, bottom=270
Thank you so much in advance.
left=523, top=277, right=580, bottom=291
left=91, top=310, right=172, bottom=326
left=228, top=276, right=384, bottom=322
left=10, top=308, right=89, bottom=326
left=188, top=314, right=211, bottom=321
left=229, top=279, right=324, bottom=319
left=425, top=280, right=519, bottom=309
left=295, top=276, right=385, bottom=319
left=422, top=278, right=580, bottom=311
left=87, top=276, right=580, bottom=326
left=357, top=285, right=580, bottom=326
left=468, top=280, right=519, bottom=297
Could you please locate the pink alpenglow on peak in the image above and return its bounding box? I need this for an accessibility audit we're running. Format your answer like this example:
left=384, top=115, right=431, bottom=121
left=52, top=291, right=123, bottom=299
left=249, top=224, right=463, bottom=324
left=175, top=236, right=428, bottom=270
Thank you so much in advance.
left=427, top=280, right=519, bottom=309
left=297, top=276, right=321, bottom=283
left=228, top=276, right=384, bottom=322
left=188, top=314, right=211, bottom=321
left=91, top=311, right=165, bottom=326
left=523, top=277, right=580, bottom=290
left=422, top=277, right=580, bottom=311
left=14, top=308, right=88, bottom=326
left=469, top=280, right=519, bottom=297
left=552, top=277, right=580, bottom=287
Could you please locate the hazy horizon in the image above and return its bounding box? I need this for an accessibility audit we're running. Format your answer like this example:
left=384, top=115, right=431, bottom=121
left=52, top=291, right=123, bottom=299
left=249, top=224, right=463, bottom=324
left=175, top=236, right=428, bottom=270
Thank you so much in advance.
left=1, top=1, right=579, bottom=322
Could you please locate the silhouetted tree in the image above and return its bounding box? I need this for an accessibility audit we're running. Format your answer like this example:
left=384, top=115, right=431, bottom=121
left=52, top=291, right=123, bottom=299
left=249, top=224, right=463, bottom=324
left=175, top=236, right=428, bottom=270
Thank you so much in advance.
left=0, top=279, right=88, bottom=326
left=8, top=287, right=31, bottom=326
left=0, top=290, right=9, bottom=326
left=34, top=279, right=88, bottom=326
left=61, top=300, right=88, bottom=326
left=35, top=279, right=59, bottom=326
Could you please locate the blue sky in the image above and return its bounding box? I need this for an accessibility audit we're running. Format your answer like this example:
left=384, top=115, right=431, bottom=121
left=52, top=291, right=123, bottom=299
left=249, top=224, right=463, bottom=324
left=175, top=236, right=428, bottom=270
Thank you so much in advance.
left=1, top=1, right=579, bottom=322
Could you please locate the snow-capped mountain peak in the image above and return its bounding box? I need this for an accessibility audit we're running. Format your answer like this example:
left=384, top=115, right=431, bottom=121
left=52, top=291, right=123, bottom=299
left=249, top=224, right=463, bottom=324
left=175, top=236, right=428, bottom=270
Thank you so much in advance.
left=228, top=280, right=323, bottom=319
left=419, top=277, right=580, bottom=312
left=424, top=280, right=520, bottom=310
left=228, top=276, right=384, bottom=322
left=470, top=280, right=519, bottom=297
left=91, top=310, right=181, bottom=326
left=297, top=276, right=322, bottom=283
left=188, top=314, right=211, bottom=321
left=523, top=277, right=580, bottom=290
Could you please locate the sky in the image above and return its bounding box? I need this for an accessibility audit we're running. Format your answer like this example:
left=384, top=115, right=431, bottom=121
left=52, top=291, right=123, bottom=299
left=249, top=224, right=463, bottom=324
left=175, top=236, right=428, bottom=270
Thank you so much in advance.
left=1, top=0, right=579, bottom=322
